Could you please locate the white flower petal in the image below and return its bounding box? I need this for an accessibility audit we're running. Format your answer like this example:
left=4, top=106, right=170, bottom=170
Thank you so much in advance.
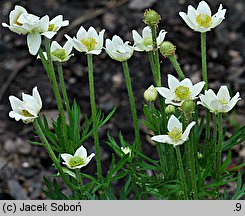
left=197, top=1, right=211, bottom=16
left=41, top=31, right=57, bottom=39
left=74, top=145, right=87, bottom=158
left=32, top=87, right=42, bottom=108
left=217, top=86, right=230, bottom=101
left=155, top=87, right=175, bottom=100
left=179, top=78, right=193, bottom=88
left=61, top=153, right=73, bottom=163
left=179, top=12, right=196, bottom=30
left=168, top=74, right=180, bottom=92
left=190, top=81, right=205, bottom=98
left=151, top=135, right=170, bottom=143
left=167, top=115, right=182, bottom=132
left=181, top=121, right=195, bottom=141
left=27, top=32, right=41, bottom=55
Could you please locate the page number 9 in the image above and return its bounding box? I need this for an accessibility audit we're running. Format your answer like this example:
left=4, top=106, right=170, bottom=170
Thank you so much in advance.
left=234, top=203, right=241, bottom=212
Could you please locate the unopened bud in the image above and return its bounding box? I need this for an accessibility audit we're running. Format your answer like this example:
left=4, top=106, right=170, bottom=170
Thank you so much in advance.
left=197, top=152, right=203, bottom=159
left=144, top=9, right=161, bottom=26
left=181, top=99, right=196, bottom=113
left=160, top=41, right=176, bottom=58
left=144, top=85, right=158, bottom=102
left=121, top=147, right=132, bottom=157
left=165, top=105, right=175, bottom=114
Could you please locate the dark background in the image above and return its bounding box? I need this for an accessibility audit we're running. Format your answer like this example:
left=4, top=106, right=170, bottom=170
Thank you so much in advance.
left=0, top=0, right=244, bottom=199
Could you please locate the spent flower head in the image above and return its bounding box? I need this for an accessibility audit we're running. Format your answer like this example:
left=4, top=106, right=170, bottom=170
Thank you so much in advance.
left=61, top=145, right=95, bottom=170
left=105, top=35, right=134, bottom=62
left=198, top=86, right=240, bottom=114
left=65, top=26, right=105, bottom=55
left=144, top=9, right=161, bottom=27
left=156, top=74, right=205, bottom=106
left=151, top=115, right=195, bottom=147
left=132, top=26, right=166, bottom=52
left=9, top=87, right=42, bottom=124
left=179, top=1, right=226, bottom=33
left=160, top=41, right=176, bottom=58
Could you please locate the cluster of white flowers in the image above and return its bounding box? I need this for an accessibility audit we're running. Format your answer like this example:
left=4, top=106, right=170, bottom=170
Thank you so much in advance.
left=3, top=1, right=241, bottom=165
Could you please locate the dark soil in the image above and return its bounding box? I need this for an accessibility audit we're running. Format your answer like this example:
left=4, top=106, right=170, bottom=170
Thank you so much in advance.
left=0, top=0, right=244, bottom=199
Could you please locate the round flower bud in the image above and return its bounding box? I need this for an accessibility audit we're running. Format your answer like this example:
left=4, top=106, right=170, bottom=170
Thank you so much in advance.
left=181, top=99, right=196, bottom=113
left=144, top=85, right=158, bottom=102
left=165, top=105, right=175, bottom=114
left=144, top=9, right=161, bottom=26
left=160, top=41, right=176, bottom=58
left=197, top=152, right=203, bottom=159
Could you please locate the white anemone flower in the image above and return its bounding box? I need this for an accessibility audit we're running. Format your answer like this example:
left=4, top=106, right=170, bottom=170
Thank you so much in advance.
left=179, top=1, right=226, bottom=33
left=9, top=87, right=42, bottom=124
left=156, top=74, right=205, bottom=106
left=105, top=35, right=134, bottom=62
left=42, top=15, right=69, bottom=39
left=132, top=26, right=167, bottom=52
left=65, top=26, right=105, bottom=55
left=41, top=40, right=73, bottom=62
left=151, top=115, right=195, bottom=147
left=61, top=145, right=95, bottom=169
left=2, top=5, right=49, bottom=55
left=198, top=86, right=241, bottom=114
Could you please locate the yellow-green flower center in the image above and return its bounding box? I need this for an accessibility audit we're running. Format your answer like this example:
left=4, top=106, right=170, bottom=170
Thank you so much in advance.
left=143, top=37, right=153, bottom=46
left=80, top=37, right=97, bottom=51
left=168, top=127, right=182, bottom=142
left=48, top=23, right=55, bottom=31
left=219, top=98, right=228, bottom=105
left=68, top=156, right=85, bottom=168
left=21, top=109, right=34, bottom=117
left=51, top=48, right=66, bottom=60
left=196, top=14, right=212, bottom=28
left=175, top=86, right=191, bottom=100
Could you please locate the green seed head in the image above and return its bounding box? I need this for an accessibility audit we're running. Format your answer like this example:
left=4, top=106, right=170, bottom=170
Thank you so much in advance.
left=197, top=152, right=203, bottom=159
left=144, top=9, right=161, bottom=26
left=68, top=156, right=85, bottom=168
left=51, top=48, right=67, bottom=60
left=21, top=109, right=34, bottom=117
left=144, top=85, right=158, bottom=102
left=160, top=41, right=176, bottom=58
left=196, top=14, right=212, bottom=28
left=175, top=86, right=191, bottom=100
left=181, top=99, right=196, bottom=113
left=168, top=127, right=182, bottom=142
left=48, top=23, right=55, bottom=31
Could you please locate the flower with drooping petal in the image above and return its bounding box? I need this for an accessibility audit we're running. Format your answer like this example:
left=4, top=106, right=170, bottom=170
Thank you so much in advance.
left=151, top=115, right=195, bottom=147
left=9, top=87, right=42, bottom=124
left=179, top=1, right=226, bottom=33
left=132, top=26, right=167, bottom=52
left=65, top=26, right=105, bottom=55
left=156, top=74, right=205, bottom=106
left=41, top=40, right=73, bottom=62
left=105, top=35, right=134, bottom=62
left=198, top=86, right=241, bottom=114
left=2, top=5, right=49, bottom=55
left=41, top=15, right=69, bottom=39
left=61, top=145, right=95, bottom=169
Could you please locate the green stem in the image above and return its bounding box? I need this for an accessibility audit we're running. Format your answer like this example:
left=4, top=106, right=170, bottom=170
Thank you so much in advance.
left=169, top=55, right=185, bottom=80
left=175, top=146, right=188, bottom=199
left=122, top=61, right=141, bottom=151
left=34, top=120, right=76, bottom=191
left=217, top=113, right=223, bottom=177
left=212, top=114, right=217, bottom=172
left=75, top=169, right=84, bottom=198
left=201, top=32, right=208, bottom=90
left=148, top=51, right=157, bottom=84
left=44, top=39, right=68, bottom=143
left=156, top=144, right=167, bottom=175
left=150, top=26, right=161, bottom=87
left=87, top=54, right=102, bottom=181
left=57, top=63, right=71, bottom=113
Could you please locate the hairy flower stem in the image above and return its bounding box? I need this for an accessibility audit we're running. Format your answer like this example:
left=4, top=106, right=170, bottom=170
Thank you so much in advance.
left=75, top=169, right=84, bottom=198
left=34, top=120, right=76, bottom=191
left=44, top=39, right=68, bottom=143
left=201, top=33, right=211, bottom=149
left=217, top=113, right=223, bottom=178
left=169, top=55, right=185, bottom=80
left=87, top=54, right=102, bottom=181
left=148, top=51, right=157, bottom=84
left=212, top=114, right=217, bottom=172
left=175, top=146, right=188, bottom=199
left=122, top=61, right=141, bottom=151
left=57, top=63, right=71, bottom=113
